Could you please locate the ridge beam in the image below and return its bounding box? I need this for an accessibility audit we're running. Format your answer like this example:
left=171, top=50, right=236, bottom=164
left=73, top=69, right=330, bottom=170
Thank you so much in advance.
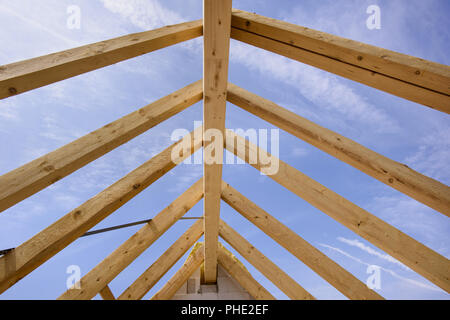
left=202, top=0, right=232, bottom=283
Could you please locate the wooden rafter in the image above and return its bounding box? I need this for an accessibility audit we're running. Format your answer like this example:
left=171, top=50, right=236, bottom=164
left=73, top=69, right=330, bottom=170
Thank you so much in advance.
left=231, top=9, right=450, bottom=113
left=0, top=20, right=202, bottom=99
left=99, top=286, right=116, bottom=300
left=219, top=219, right=315, bottom=300
left=0, top=128, right=202, bottom=294
left=221, top=181, right=383, bottom=300
left=202, top=0, right=232, bottom=283
left=58, top=179, right=204, bottom=300
left=151, top=242, right=205, bottom=300
left=119, top=219, right=204, bottom=300
left=227, top=83, right=450, bottom=217
left=224, top=131, right=450, bottom=293
left=0, top=80, right=202, bottom=214
left=217, top=243, right=275, bottom=300
left=0, top=4, right=448, bottom=301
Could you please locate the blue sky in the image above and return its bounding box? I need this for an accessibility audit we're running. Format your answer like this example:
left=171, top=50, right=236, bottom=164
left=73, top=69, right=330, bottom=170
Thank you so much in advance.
left=0, top=0, right=449, bottom=300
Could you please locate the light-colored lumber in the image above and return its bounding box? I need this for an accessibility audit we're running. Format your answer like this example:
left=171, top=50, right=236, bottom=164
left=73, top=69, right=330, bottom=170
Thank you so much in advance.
left=151, top=242, right=205, bottom=300
left=99, top=285, right=115, bottom=300
left=202, top=0, right=233, bottom=283
left=0, top=80, right=203, bottom=214
left=231, top=10, right=450, bottom=113
left=225, top=130, right=450, bottom=293
left=217, top=243, right=275, bottom=300
left=219, top=219, right=315, bottom=300
left=0, top=20, right=202, bottom=99
left=221, top=181, right=383, bottom=300
left=0, top=129, right=202, bottom=294
left=118, top=219, right=204, bottom=300
left=227, top=83, right=450, bottom=217
left=232, top=9, right=450, bottom=96
left=58, top=179, right=204, bottom=300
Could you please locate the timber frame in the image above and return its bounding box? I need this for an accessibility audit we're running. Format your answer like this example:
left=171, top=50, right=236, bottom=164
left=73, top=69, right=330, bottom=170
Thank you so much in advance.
left=0, top=3, right=449, bottom=300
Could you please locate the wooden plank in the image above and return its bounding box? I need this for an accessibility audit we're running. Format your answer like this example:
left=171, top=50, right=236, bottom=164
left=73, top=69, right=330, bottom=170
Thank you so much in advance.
left=225, top=130, right=450, bottom=293
left=232, top=10, right=450, bottom=96
left=0, top=129, right=202, bottom=294
left=217, top=243, right=275, bottom=300
left=151, top=242, right=205, bottom=300
left=58, top=179, right=204, bottom=300
left=219, top=219, right=315, bottom=300
left=99, top=285, right=115, bottom=300
left=227, top=83, right=450, bottom=217
left=0, top=20, right=202, bottom=99
left=221, top=182, right=382, bottom=300
left=202, top=0, right=232, bottom=283
left=118, top=219, right=204, bottom=300
left=0, top=80, right=203, bottom=214
left=230, top=28, right=449, bottom=113
left=231, top=10, right=450, bottom=113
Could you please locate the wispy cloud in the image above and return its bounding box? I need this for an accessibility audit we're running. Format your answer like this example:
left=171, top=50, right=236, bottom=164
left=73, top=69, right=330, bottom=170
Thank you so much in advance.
left=367, top=195, right=450, bottom=256
left=229, top=41, right=398, bottom=134
left=100, top=0, right=184, bottom=30
left=291, top=147, right=308, bottom=158
left=337, top=237, right=410, bottom=271
left=167, top=162, right=203, bottom=193
left=320, top=243, right=442, bottom=292
left=0, top=4, right=79, bottom=49
left=0, top=98, right=19, bottom=122
left=404, top=126, right=450, bottom=185
left=99, top=0, right=202, bottom=53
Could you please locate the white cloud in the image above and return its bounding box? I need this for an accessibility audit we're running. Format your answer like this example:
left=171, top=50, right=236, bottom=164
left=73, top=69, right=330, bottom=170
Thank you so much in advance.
left=229, top=41, right=398, bottom=133
left=0, top=98, right=19, bottom=122
left=167, top=163, right=203, bottom=193
left=337, top=237, right=410, bottom=271
left=291, top=147, right=308, bottom=158
left=320, top=243, right=442, bottom=292
left=99, top=0, right=202, bottom=54
left=0, top=4, right=78, bottom=49
left=367, top=195, right=450, bottom=256
left=100, top=0, right=184, bottom=30
left=404, top=126, right=450, bottom=185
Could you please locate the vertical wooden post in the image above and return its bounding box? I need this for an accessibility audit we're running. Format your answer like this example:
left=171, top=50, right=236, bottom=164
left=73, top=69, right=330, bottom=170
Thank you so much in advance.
left=202, top=0, right=232, bottom=283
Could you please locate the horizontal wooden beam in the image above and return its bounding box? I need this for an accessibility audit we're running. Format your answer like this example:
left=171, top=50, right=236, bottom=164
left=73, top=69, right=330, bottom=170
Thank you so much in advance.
left=151, top=242, right=205, bottom=300
left=217, top=242, right=275, bottom=300
left=221, top=181, right=382, bottom=300
left=58, top=178, right=203, bottom=300
left=231, top=10, right=450, bottom=113
left=202, top=0, right=232, bottom=284
left=0, top=129, right=202, bottom=294
left=99, top=285, right=115, bottom=300
left=0, top=80, right=203, bottom=214
left=219, top=219, right=315, bottom=300
left=119, top=219, right=204, bottom=300
left=227, top=83, right=450, bottom=217
left=0, top=20, right=202, bottom=99
left=225, top=130, right=450, bottom=293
